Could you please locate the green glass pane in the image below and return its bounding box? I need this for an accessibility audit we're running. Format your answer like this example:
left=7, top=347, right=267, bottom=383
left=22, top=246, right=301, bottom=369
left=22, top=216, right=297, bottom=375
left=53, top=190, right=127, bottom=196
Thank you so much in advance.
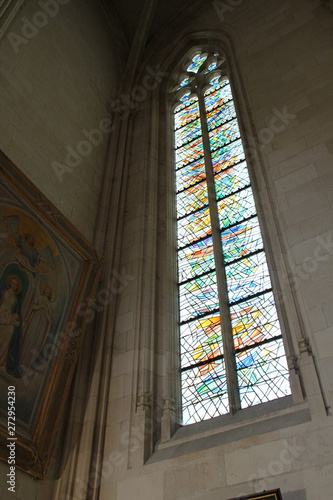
left=214, top=161, right=251, bottom=200
left=209, top=119, right=240, bottom=151
left=176, top=158, right=206, bottom=192
left=178, top=236, right=215, bottom=283
left=187, top=53, right=208, bottom=73
left=217, top=187, right=256, bottom=229
left=177, top=181, right=209, bottom=219
left=177, top=205, right=211, bottom=248
left=236, top=340, right=291, bottom=408
left=181, top=360, right=228, bottom=424
left=179, top=272, right=219, bottom=323
left=225, top=252, right=271, bottom=303
left=221, top=216, right=263, bottom=263
left=180, top=313, right=223, bottom=369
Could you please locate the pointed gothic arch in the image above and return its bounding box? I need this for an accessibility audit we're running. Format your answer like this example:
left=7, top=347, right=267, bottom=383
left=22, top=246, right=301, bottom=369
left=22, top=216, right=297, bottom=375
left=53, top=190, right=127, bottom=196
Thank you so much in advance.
left=150, top=31, right=307, bottom=435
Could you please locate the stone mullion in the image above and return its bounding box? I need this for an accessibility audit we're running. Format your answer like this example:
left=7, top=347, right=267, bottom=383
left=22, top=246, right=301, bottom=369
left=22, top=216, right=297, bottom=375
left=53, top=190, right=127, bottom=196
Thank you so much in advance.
left=197, top=88, right=241, bottom=414
left=128, top=92, right=160, bottom=467
left=159, top=94, right=180, bottom=442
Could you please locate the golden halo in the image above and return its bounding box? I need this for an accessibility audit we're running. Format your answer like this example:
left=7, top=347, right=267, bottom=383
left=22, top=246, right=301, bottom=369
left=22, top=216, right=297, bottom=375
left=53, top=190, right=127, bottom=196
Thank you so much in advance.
left=41, top=282, right=55, bottom=300
left=6, top=274, right=22, bottom=294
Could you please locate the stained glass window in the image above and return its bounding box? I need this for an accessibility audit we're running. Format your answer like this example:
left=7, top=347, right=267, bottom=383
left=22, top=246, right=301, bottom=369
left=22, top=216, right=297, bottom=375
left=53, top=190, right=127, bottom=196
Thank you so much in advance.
left=174, top=51, right=291, bottom=425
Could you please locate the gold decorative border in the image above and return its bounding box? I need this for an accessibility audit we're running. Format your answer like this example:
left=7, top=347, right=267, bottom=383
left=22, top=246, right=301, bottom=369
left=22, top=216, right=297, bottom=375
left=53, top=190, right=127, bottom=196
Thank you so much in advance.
left=0, top=150, right=102, bottom=478
left=228, top=490, right=282, bottom=500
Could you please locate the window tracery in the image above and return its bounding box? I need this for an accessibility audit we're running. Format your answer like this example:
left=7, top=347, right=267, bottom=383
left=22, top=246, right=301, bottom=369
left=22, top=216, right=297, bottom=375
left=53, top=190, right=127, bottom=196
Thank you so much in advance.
left=172, top=50, right=291, bottom=425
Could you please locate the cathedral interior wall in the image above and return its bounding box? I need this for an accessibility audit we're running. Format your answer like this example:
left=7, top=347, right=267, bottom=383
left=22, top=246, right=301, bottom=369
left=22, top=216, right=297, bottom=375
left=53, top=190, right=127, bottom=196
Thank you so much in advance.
left=0, top=1, right=332, bottom=499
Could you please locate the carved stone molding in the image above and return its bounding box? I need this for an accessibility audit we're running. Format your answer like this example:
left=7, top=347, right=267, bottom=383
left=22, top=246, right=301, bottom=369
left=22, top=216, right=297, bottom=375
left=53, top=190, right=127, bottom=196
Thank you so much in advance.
left=137, top=392, right=152, bottom=409
left=162, top=396, right=176, bottom=417
left=298, top=338, right=312, bottom=355
left=35, top=193, right=60, bottom=222
left=287, top=355, right=300, bottom=373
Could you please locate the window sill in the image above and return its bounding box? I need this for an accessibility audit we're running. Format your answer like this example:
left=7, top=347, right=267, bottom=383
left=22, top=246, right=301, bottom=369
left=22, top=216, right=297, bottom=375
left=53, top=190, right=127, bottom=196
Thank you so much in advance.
left=149, top=397, right=310, bottom=464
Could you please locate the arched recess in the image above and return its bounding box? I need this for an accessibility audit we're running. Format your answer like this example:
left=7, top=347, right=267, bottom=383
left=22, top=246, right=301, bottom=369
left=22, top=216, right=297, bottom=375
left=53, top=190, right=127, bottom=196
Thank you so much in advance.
left=153, top=30, right=307, bottom=439
left=121, top=27, right=328, bottom=467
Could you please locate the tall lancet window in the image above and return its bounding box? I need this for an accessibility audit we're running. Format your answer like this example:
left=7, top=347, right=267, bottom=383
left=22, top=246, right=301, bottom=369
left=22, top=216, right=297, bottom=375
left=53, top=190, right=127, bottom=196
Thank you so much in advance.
left=173, top=50, right=291, bottom=425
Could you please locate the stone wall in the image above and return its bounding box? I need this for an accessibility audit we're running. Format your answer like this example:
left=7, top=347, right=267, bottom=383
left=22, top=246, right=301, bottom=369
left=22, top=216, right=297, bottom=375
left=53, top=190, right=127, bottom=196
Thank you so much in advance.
left=96, top=1, right=333, bottom=499
left=0, top=1, right=119, bottom=498
left=0, top=0, right=119, bottom=243
left=1, top=1, right=333, bottom=499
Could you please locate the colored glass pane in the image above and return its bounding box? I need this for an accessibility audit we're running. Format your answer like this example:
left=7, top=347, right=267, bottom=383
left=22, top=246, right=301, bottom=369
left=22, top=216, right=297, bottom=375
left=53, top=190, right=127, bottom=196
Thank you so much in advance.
left=175, top=136, right=204, bottom=167
left=181, top=359, right=228, bottom=424
left=212, top=140, right=246, bottom=174
left=175, top=118, right=202, bottom=148
left=180, top=313, right=223, bottom=369
left=237, top=340, right=290, bottom=408
left=175, top=51, right=290, bottom=424
left=176, top=158, right=206, bottom=192
left=204, top=81, right=233, bottom=111
left=209, top=119, right=241, bottom=151
left=179, top=271, right=219, bottom=323
left=225, top=251, right=271, bottom=303
left=230, top=292, right=281, bottom=350
left=180, top=77, right=189, bottom=87
left=206, top=100, right=237, bottom=131
left=187, top=53, right=208, bottom=73
left=207, top=61, right=217, bottom=71
left=217, top=187, right=257, bottom=229
left=178, top=236, right=215, bottom=282
left=214, top=161, right=251, bottom=200
left=174, top=96, right=199, bottom=129
left=221, top=216, right=263, bottom=263
left=177, top=205, right=211, bottom=248
left=177, top=180, right=209, bottom=219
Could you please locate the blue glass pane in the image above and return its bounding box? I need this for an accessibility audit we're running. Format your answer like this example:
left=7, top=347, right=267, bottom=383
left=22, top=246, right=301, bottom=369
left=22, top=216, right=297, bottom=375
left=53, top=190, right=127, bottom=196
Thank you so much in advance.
left=181, top=359, right=229, bottom=424
left=221, top=216, right=263, bottom=263
left=180, top=313, right=223, bottom=369
left=226, top=251, right=271, bottom=303
left=176, top=158, right=206, bottom=192
left=179, top=271, right=219, bottom=323
left=178, top=236, right=215, bottom=282
left=236, top=339, right=291, bottom=408
left=217, top=187, right=256, bottom=229
left=177, top=181, right=208, bottom=219
left=177, top=205, right=211, bottom=248
left=187, top=53, right=208, bottom=73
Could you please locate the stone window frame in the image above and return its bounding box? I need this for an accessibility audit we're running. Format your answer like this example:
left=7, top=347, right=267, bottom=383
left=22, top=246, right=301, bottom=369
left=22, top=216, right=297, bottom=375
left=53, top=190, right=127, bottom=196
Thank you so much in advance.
left=128, top=31, right=326, bottom=465
left=153, top=32, right=308, bottom=445
left=171, top=48, right=295, bottom=423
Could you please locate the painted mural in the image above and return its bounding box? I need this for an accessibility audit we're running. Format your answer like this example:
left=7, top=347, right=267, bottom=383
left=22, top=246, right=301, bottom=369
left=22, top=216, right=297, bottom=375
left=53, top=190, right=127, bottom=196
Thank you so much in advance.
left=0, top=203, right=80, bottom=431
